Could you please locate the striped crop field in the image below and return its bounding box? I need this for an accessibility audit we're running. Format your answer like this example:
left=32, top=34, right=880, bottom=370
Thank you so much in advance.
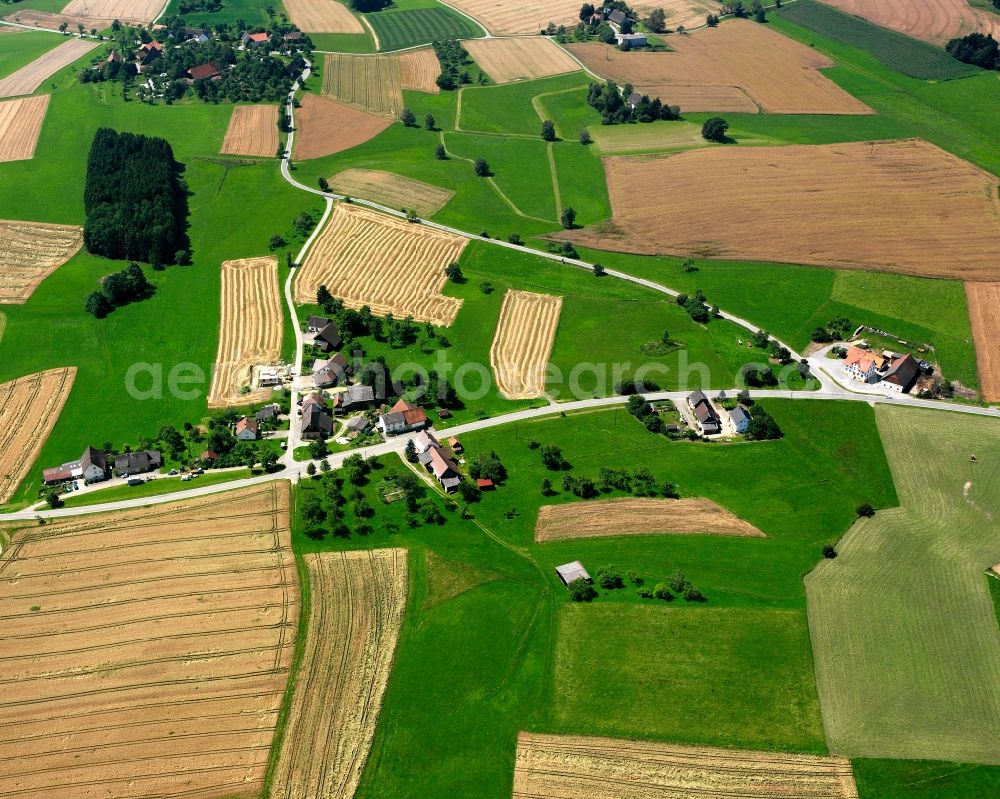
left=366, top=6, right=483, bottom=51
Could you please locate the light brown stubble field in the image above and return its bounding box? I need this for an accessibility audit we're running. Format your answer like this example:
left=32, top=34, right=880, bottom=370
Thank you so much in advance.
left=0, top=367, right=75, bottom=504
left=0, top=483, right=299, bottom=799
left=0, top=218, right=82, bottom=302
left=295, top=202, right=466, bottom=325
left=220, top=104, right=279, bottom=157
left=535, top=497, right=765, bottom=541
left=490, top=289, right=562, bottom=399
left=0, top=96, right=50, bottom=163
left=513, top=733, right=860, bottom=799
left=283, top=0, right=364, bottom=32
left=397, top=47, right=440, bottom=92
left=207, top=256, right=282, bottom=408
left=271, top=548, right=408, bottom=799
left=61, top=0, right=184, bottom=23
left=820, top=0, right=999, bottom=45
left=322, top=53, right=403, bottom=117
left=463, top=37, right=580, bottom=83
left=0, top=37, right=97, bottom=98
left=292, top=92, right=391, bottom=160
left=327, top=168, right=454, bottom=216
left=568, top=20, right=874, bottom=115
left=564, top=139, right=1000, bottom=280
left=965, top=282, right=1000, bottom=403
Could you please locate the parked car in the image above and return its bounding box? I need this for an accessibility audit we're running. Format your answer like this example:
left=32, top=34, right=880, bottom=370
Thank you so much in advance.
left=127, top=478, right=144, bottom=487
left=168, top=469, right=179, bottom=475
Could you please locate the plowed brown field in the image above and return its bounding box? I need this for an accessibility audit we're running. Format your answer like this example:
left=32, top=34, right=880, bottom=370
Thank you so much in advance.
left=60, top=0, right=174, bottom=23
left=563, top=139, right=1000, bottom=280
left=293, top=92, right=391, bottom=161
left=398, top=47, right=440, bottom=92
left=327, top=168, right=454, bottom=216
left=821, top=0, right=1000, bottom=45
left=295, top=202, right=466, bottom=325
left=323, top=53, right=403, bottom=117
left=0, top=367, right=75, bottom=504
left=490, top=290, right=562, bottom=399
left=0, top=218, right=82, bottom=302
left=220, top=104, right=278, bottom=157
left=966, top=282, right=1000, bottom=403
left=0, top=483, right=298, bottom=799
left=535, top=496, right=765, bottom=541
left=207, top=256, right=282, bottom=408
left=513, top=733, right=859, bottom=799
left=271, top=548, right=407, bottom=799
left=0, top=95, right=49, bottom=162
left=0, top=38, right=96, bottom=98
left=569, top=20, right=873, bottom=114
left=284, top=0, right=364, bottom=32
left=464, top=37, right=579, bottom=83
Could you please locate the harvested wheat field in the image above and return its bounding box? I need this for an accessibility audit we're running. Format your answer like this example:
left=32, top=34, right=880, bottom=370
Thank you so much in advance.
left=220, top=104, right=279, bottom=157
left=564, top=139, right=1000, bottom=280
left=0, top=37, right=96, bottom=98
left=447, top=0, right=715, bottom=34
left=490, top=290, right=562, bottom=399
left=513, top=733, right=859, bottom=799
left=569, top=20, right=873, bottom=114
left=966, top=282, right=1000, bottom=403
left=1, top=9, right=114, bottom=31
left=0, top=483, right=298, bottom=799
left=327, top=168, right=454, bottom=216
left=821, top=0, right=1000, bottom=45
left=293, top=92, right=391, bottom=160
left=464, top=37, right=579, bottom=83
left=0, top=95, right=49, bottom=163
left=207, top=256, right=282, bottom=407
left=0, top=367, right=75, bottom=504
left=60, top=0, right=168, bottom=24
left=271, top=548, right=407, bottom=799
left=0, top=218, right=82, bottom=302
left=284, top=0, right=364, bottom=32
left=397, top=47, right=440, bottom=93
left=295, top=203, right=466, bottom=325
left=323, top=53, right=403, bottom=117
left=535, top=496, right=764, bottom=542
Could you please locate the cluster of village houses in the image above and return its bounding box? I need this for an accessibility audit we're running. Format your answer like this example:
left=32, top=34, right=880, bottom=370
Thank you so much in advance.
left=43, top=447, right=163, bottom=486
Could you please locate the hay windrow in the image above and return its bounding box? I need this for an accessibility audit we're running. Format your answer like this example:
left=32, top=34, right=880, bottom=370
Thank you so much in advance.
left=397, top=47, right=440, bottom=93
left=490, top=289, right=562, bottom=400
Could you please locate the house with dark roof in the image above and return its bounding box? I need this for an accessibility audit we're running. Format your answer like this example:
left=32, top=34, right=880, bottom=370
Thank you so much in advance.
left=607, top=8, right=627, bottom=26
left=136, top=41, right=163, bottom=67
left=301, top=403, right=334, bottom=440
left=332, top=383, right=375, bottom=414
left=187, top=62, right=221, bottom=81
left=882, top=353, right=920, bottom=394
left=617, top=32, right=647, bottom=47
left=313, top=353, right=350, bottom=388
left=311, top=321, right=343, bottom=352
left=255, top=403, right=280, bottom=423
left=114, top=449, right=162, bottom=477
left=307, top=315, right=331, bottom=332
left=687, top=389, right=721, bottom=435
left=43, top=447, right=111, bottom=485
left=345, top=415, right=371, bottom=438
left=729, top=405, right=751, bottom=434
left=625, top=91, right=643, bottom=109
left=556, top=561, right=591, bottom=585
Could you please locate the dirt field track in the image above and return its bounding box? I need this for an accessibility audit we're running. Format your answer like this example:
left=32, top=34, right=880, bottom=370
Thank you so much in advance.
left=271, top=548, right=407, bottom=799
left=207, top=257, right=282, bottom=408
left=464, top=37, right=580, bottom=83
left=490, top=290, right=562, bottom=399
left=821, top=0, right=1000, bottom=45
left=397, top=47, right=440, bottom=93
left=0, top=483, right=298, bottom=799
left=220, top=104, right=279, bottom=157
left=60, top=0, right=163, bottom=23
left=513, top=733, right=859, bottom=799
left=535, top=497, right=765, bottom=541
left=0, top=218, right=83, bottom=302
left=0, top=37, right=96, bottom=98
left=295, top=203, right=466, bottom=326
left=569, top=21, right=873, bottom=115
left=284, top=0, right=364, bottom=32
left=565, top=139, right=1000, bottom=280
left=0, top=367, right=75, bottom=504
left=323, top=53, right=403, bottom=117
left=0, top=95, right=49, bottom=163
left=966, top=282, right=1000, bottom=403
left=327, top=168, right=454, bottom=216
left=293, top=92, right=391, bottom=161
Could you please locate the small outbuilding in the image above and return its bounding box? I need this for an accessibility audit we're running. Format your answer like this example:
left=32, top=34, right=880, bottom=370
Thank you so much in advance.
left=556, top=560, right=591, bottom=585
left=476, top=478, right=495, bottom=490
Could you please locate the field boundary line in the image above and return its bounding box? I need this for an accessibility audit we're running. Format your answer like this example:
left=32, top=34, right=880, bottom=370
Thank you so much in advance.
left=360, top=14, right=381, bottom=50
left=546, top=143, right=562, bottom=217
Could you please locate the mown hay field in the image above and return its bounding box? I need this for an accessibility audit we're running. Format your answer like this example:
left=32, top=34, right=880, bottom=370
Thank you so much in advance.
left=0, top=95, right=49, bottom=162
left=807, top=406, right=1000, bottom=764
left=0, top=37, right=96, bottom=98
left=278, top=0, right=364, bottom=32
left=322, top=53, right=403, bottom=117
left=60, top=0, right=163, bottom=23
left=293, top=92, right=391, bottom=161
left=0, top=218, right=81, bottom=303
left=514, top=733, right=859, bottom=799
left=220, top=103, right=278, bottom=157
left=207, top=256, right=282, bottom=408
left=0, top=367, right=75, bottom=504
left=535, top=496, right=765, bottom=541
left=571, top=139, right=1000, bottom=280
left=569, top=20, right=873, bottom=115
left=327, top=168, right=454, bottom=216
left=820, top=0, right=1000, bottom=45
left=0, top=484, right=298, bottom=799
left=295, top=203, right=466, bottom=325
left=397, top=47, right=439, bottom=93
left=365, top=7, right=483, bottom=50
left=271, top=548, right=408, bottom=799
left=464, top=37, right=579, bottom=84
left=966, top=282, right=1000, bottom=403
left=489, top=289, right=561, bottom=399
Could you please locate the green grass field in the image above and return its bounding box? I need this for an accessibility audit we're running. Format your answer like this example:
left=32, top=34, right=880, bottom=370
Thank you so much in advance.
left=806, top=406, right=1000, bottom=764
left=457, top=73, right=589, bottom=137
left=775, top=0, right=980, bottom=80
left=59, top=468, right=255, bottom=507
left=0, top=29, right=62, bottom=80
left=854, top=759, right=1000, bottom=798
left=308, top=31, right=376, bottom=52
left=161, top=0, right=282, bottom=26
left=365, top=5, right=482, bottom=51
